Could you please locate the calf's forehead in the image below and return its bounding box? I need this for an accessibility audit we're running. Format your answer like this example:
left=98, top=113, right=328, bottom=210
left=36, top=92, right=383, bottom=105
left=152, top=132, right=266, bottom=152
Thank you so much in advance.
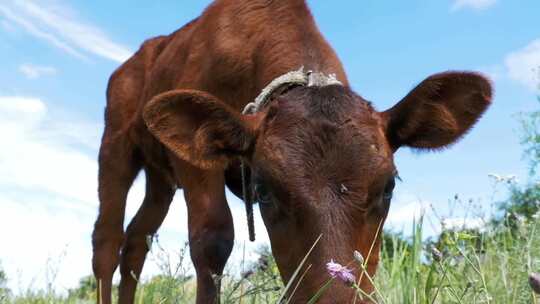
left=254, top=92, right=393, bottom=187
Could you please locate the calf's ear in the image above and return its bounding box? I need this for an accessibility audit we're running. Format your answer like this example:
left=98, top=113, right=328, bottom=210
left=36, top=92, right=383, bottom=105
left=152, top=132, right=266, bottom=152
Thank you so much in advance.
left=382, top=71, right=492, bottom=151
left=143, top=89, right=259, bottom=169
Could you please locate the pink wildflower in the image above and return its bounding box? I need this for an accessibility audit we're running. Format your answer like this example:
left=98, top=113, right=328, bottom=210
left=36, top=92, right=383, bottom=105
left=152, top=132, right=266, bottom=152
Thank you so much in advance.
left=326, top=259, right=356, bottom=284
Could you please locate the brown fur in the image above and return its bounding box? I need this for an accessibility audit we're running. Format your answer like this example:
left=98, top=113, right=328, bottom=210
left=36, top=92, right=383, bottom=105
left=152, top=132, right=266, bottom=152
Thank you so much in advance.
left=92, top=1, right=492, bottom=303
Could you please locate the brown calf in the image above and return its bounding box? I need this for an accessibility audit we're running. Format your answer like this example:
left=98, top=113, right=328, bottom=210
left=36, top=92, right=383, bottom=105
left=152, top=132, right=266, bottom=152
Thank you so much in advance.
left=92, top=0, right=492, bottom=303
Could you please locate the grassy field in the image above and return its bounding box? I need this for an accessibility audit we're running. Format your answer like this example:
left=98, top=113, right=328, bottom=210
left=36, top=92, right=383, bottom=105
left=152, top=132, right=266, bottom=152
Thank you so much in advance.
left=2, top=196, right=540, bottom=304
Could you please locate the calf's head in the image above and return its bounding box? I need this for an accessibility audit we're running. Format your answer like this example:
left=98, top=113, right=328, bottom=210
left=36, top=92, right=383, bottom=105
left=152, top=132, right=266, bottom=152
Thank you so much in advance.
left=144, top=71, right=491, bottom=302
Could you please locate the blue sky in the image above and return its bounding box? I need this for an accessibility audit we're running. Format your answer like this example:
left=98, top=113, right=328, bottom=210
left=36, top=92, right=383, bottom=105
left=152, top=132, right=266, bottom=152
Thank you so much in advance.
left=0, top=0, right=539, bottom=293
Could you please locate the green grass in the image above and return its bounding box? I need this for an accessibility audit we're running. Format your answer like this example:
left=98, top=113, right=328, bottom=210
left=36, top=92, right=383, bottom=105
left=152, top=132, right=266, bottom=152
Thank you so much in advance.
left=375, top=215, right=540, bottom=303
left=2, top=208, right=540, bottom=303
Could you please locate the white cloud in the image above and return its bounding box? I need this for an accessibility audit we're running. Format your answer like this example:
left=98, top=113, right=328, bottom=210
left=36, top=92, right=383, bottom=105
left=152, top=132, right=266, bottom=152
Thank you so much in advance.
left=441, top=217, right=485, bottom=231
left=385, top=189, right=437, bottom=227
left=0, top=4, right=84, bottom=59
left=384, top=197, right=488, bottom=239
left=0, top=96, right=100, bottom=205
left=0, top=0, right=132, bottom=62
left=386, top=201, right=428, bottom=226
left=0, top=196, right=95, bottom=292
left=505, top=39, right=540, bottom=91
left=476, top=39, right=540, bottom=92
left=451, top=0, right=497, bottom=11
left=0, top=96, right=98, bottom=291
left=0, top=96, right=46, bottom=115
left=19, top=63, right=57, bottom=79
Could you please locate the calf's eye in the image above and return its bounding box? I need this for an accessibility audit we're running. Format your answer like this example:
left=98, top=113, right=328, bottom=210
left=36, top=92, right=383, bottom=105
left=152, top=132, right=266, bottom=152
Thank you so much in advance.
left=255, top=182, right=272, bottom=204
left=383, top=177, right=396, bottom=201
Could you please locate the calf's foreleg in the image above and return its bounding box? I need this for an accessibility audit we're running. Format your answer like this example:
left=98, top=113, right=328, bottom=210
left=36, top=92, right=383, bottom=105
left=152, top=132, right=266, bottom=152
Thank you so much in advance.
left=181, top=166, right=234, bottom=304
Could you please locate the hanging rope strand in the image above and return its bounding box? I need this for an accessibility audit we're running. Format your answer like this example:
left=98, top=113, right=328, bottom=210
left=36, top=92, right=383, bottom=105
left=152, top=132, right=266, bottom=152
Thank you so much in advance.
left=241, top=161, right=255, bottom=241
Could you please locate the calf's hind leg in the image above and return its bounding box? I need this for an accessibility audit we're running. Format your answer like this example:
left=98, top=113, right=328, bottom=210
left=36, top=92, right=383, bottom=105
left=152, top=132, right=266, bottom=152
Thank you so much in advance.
left=180, top=165, right=234, bottom=304
left=118, top=166, right=176, bottom=304
left=92, top=134, right=141, bottom=304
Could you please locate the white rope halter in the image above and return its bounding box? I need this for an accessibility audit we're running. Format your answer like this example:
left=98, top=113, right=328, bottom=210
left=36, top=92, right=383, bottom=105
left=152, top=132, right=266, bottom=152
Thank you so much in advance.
left=242, top=66, right=342, bottom=115
left=241, top=66, right=343, bottom=241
